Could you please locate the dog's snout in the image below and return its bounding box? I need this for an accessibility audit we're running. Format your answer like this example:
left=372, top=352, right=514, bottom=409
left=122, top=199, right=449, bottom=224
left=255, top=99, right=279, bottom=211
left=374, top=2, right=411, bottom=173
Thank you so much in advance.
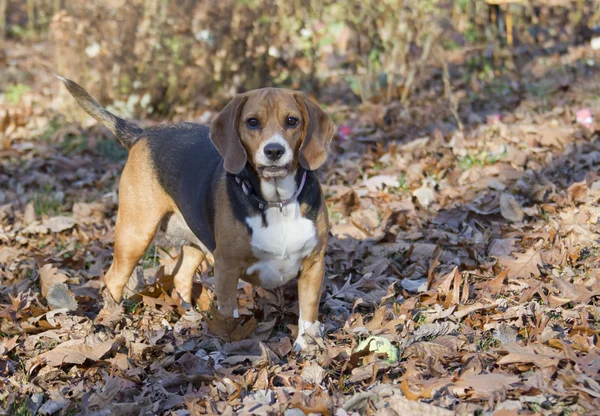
left=264, top=143, right=285, bottom=161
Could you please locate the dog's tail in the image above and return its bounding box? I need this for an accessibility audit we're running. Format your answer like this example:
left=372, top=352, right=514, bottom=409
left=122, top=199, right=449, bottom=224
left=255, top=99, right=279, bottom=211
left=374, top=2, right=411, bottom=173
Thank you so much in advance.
left=56, top=75, right=143, bottom=149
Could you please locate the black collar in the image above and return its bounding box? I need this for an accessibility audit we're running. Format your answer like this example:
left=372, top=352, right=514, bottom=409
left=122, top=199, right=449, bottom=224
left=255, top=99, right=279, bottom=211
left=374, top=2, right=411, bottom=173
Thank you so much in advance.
left=234, top=168, right=307, bottom=212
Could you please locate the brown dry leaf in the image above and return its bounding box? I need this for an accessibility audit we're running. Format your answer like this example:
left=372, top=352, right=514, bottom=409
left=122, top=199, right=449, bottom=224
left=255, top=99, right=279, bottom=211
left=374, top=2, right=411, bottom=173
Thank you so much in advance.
left=404, top=341, right=455, bottom=359
left=331, top=222, right=370, bottom=239
left=266, top=337, right=292, bottom=358
left=475, top=269, right=508, bottom=297
left=497, top=344, right=560, bottom=369
left=39, top=264, right=69, bottom=298
left=364, top=306, right=402, bottom=334
left=301, top=361, right=326, bottom=385
left=413, top=186, right=435, bottom=208
left=38, top=338, right=120, bottom=367
left=72, top=202, right=107, bottom=224
left=87, top=375, right=134, bottom=409
left=448, top=373, right=520, bottom=398
left=95, top=290, right=124, bottom=328
left=500, top=193, right=524, bottom=223
left=0, top=336, right=18, bottom=356
left=488, top=238, right=516, bottom=257
left=351, top=208, right=380, bottom=235
left=0, top=246, right=21, bottom=265
left=386, top=394, right=454, bottom=416
left=536, top=126, right=574, bottom=147
left=364, top=175, right=399, bottom=192
left=567, top=180, right=587, bottom=203
left=289, top=389, right=332, bottom=415
left=177, top=352, right=214, bottom=382
left=23, top=202, right=36, bottom=224
left=206, top=304, right=257, bottom=342
left=43, top=216, right=77, bottom=233
left=497, top=249, right=543, bottom=279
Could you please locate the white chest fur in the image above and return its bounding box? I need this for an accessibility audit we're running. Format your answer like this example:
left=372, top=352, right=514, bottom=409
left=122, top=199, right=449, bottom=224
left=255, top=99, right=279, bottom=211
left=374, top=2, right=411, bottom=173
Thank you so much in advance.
left=245, top=174, right=317, bottom=289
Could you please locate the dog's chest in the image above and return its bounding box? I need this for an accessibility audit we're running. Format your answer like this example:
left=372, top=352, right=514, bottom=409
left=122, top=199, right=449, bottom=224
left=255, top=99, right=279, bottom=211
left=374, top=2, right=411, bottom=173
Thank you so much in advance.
left=245, top=203, right=317, bottom=289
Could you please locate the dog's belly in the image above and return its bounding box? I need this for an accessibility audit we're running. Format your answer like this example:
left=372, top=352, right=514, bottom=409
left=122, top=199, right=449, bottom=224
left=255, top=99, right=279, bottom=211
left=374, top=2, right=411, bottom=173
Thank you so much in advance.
left=162, top=213, right=210, bottom=254
left=245, top=203, right=317, bottom=289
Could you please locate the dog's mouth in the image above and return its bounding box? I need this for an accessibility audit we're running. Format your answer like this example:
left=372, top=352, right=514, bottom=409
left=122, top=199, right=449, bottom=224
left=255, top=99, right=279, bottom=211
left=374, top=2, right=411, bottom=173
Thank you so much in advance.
left=258, top=165, right=290, bottom=179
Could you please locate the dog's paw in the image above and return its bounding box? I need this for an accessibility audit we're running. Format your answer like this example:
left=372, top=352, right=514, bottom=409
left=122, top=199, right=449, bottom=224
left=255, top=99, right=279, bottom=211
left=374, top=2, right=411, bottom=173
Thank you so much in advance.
left=293, top=320, right=324, bottom=353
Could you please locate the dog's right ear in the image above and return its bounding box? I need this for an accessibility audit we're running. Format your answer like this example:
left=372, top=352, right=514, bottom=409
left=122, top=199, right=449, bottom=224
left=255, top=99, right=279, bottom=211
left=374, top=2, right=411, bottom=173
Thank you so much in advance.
left=210, top=94, right=249, bottom=174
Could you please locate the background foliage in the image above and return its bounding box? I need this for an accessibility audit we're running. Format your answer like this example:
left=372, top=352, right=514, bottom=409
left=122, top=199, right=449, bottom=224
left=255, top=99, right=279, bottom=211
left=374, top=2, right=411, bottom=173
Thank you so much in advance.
left=2, top=0, right=599, bottom=117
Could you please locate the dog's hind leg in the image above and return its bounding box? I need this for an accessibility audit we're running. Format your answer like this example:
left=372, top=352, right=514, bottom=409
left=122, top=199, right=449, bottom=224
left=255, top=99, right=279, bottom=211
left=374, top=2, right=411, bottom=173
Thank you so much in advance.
left=173, top=245, right=205, bottom=304
left=103, top=140, right=172, bottom=302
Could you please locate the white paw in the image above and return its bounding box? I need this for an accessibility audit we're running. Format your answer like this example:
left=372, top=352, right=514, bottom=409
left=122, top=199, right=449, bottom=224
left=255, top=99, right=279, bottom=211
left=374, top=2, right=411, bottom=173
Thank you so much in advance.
left=294, top=320, right=324, bottom=352
left=293, top=334, right=308, bottom=352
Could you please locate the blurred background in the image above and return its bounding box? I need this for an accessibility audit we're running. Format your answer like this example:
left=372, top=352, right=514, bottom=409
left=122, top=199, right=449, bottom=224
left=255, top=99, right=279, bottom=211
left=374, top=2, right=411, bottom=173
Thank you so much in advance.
left=1, top=0, right=599, bottom=125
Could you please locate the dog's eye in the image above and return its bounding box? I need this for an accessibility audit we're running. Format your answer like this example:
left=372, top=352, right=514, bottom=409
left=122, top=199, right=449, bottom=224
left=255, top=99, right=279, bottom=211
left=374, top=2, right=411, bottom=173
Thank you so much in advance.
left=246, top=118, right=260, bottom=129
left=286, top=117, right=299, bottom=127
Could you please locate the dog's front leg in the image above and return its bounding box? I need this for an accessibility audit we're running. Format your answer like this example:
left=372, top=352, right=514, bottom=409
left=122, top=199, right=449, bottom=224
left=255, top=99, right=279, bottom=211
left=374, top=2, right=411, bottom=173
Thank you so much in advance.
left=214, top=261, right=240, bottom=318
left=294, top=249, right=325, bottom=351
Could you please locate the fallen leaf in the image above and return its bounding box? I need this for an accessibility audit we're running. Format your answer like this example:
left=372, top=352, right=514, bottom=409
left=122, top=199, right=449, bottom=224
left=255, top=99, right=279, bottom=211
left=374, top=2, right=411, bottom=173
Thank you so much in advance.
left=46, top=282, right=78, bottom=311
left=494, top=323, right=518, bottom=345
left=568, top=180, right=587, bottom=203
left=206, top=305, right=257, bottom=342
left=364, top=175, right=399, bottom=192
left=38, top=338, right=120, bottom=367
left=413, top=186, right=435, bottom=208
left=500, top=193, right=524, bottom=222
left=39, top=264, right=69, bottom=298
left=475, top=269, right=508, bottom=297
left=497, top=249, right=543, bottom=279
left=448, top=373, right=520, bottom=398
left=355, top=336, right=399, bottom=364
left=44, top=216, right=77, bottom=233
left=301, top=361, right=326, bottom=385
left=23, top=202, right=36, bottom=224
left=387, top=394, right=454, bottom=416
left=497, top=344, right=559, bottom=369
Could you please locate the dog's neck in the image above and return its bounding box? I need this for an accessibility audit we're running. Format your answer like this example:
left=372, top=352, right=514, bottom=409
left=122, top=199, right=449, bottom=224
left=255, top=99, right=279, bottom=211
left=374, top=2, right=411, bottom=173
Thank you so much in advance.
left=234, top=165, right=305, bottom=206
left=260, top=170, right=298, bottom=202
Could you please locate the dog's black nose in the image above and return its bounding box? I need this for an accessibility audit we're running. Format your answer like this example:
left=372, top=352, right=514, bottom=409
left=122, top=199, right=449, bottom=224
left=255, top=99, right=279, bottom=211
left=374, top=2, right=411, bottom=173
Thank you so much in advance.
left=264, top=143, right=285, bottom=161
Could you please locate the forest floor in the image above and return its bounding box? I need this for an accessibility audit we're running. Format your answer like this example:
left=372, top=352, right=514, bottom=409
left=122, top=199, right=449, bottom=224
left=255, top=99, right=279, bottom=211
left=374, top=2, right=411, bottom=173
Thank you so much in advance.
left=1, top=39, right=600, bottom=416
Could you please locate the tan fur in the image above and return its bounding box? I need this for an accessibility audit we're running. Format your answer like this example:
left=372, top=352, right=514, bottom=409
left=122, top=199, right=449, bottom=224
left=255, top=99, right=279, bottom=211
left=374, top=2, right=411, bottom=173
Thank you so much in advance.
left=103, top=139, right=174, bottom=301
left=238, top=90, right=304, bottom=171
left=172, top=245, right=206, bottom=303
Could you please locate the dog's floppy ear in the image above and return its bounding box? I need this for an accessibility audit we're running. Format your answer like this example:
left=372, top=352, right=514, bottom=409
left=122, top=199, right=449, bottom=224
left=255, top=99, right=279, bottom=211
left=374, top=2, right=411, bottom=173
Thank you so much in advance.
left=210, top=94, right=249, bottom=174
left=294, top=92, right=336, bottom=171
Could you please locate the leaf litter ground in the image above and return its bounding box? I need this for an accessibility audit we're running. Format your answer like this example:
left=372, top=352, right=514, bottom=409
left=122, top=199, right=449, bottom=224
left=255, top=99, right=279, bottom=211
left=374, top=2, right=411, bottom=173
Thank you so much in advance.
left=1, top=42, right=600, bottom=415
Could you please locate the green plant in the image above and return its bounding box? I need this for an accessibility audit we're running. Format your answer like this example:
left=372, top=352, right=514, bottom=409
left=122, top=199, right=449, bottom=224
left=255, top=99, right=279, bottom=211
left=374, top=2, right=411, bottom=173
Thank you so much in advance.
left=8, top=398, right=31, bottom=416
left=59, top=135, right=88, bottom=154
left=458, top=149, right=505, bottom=171
left=141, top=245, right=158, bottom=269
left=478, top=335, right=500, bottom=351
left=41, top=117, right=65, bottom=141
left=4, top=84, right=30, bottom=106
left=124, top=300, right=143, bottom=314
left=96, top=139, right=128, bottom=163
left=32, top=184, right=65, bottom=216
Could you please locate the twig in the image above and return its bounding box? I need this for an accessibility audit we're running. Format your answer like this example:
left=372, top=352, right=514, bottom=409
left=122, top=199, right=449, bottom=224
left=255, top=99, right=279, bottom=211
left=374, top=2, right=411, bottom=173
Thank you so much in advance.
left=442, top=59, right=463, bottom=132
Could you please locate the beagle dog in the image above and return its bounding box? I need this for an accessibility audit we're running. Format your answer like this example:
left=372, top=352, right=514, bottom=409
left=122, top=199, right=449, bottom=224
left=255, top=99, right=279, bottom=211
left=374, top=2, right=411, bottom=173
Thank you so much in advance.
left=57, top=76, right=335, bottom=350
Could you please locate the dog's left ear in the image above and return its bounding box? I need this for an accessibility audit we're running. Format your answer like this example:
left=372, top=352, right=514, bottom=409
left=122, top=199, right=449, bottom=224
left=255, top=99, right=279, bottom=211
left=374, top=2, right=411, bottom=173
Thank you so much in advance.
left=294, top=93, right=336, bottom=171
left=210, top=94, right=249, bottom=174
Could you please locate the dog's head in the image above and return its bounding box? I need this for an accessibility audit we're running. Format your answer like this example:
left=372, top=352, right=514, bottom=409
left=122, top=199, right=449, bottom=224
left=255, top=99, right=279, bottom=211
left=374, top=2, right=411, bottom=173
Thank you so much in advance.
left=210, top=88, right=335, bottom=179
